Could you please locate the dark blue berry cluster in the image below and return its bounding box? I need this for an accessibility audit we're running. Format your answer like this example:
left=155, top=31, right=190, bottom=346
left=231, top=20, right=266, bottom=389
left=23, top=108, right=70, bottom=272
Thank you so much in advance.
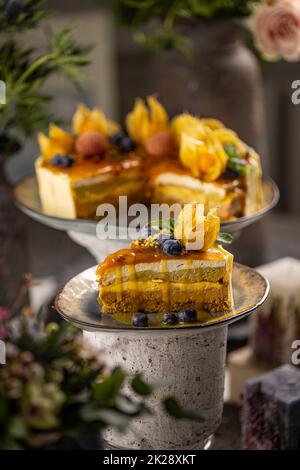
left=162, top=309, right=197, bottom=325
left=51, top=155, right=74, bottom=168
left=110, top=132, right=136, bottom=154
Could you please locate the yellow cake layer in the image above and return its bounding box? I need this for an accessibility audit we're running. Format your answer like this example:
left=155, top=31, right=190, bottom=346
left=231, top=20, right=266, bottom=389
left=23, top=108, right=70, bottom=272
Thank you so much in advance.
left=100, top=280, right=233, bottom=313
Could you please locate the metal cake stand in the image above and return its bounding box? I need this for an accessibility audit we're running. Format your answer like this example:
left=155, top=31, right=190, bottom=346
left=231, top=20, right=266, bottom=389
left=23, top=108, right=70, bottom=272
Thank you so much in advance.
left=14, top=174, right=279, bottom=262
left=54, top=263, right=269, bottom=450
left=14, top=173, right=271, bottom=449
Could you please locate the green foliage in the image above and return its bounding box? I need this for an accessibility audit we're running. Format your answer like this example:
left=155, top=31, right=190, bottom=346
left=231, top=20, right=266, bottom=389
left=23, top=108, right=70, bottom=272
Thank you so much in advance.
left=114, top=0, right=260, bottom=53
left=0, top=1, right=90, bottom=151
left=131, top=374, right=153, bottom=396
left=0, top=0, right=47, bottom=29
left=163, top=397, right=204, bottom=421
left=0, top=307, right=204, bottom=449
left=216, top=232, right=233, bottom=245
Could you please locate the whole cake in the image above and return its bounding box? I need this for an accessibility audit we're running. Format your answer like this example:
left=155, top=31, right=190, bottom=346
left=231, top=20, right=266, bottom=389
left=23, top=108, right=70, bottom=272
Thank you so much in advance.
left=36, top=97, right=264, bottom=221
left=96, top=204, right=233, bottom=315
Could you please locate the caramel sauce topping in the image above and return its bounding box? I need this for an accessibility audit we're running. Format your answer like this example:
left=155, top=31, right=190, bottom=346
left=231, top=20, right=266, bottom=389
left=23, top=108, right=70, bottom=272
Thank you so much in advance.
left=97, top=245, right=225, bottom=277
left=43, top=153, right=142, bottom=182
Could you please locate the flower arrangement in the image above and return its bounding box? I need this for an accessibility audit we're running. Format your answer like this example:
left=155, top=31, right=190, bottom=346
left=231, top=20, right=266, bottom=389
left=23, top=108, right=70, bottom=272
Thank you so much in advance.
left=0, top=292, right=202, bottom=449
left=115, top=0, right=300, bottom=62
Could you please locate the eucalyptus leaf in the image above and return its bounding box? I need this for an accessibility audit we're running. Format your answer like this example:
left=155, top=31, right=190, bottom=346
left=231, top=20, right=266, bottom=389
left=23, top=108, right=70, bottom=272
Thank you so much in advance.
left=163, top=397, right=204, bottom=421
left=92, top=367, right=126, bottom=403
left=131, top=374, right=152, bottom=396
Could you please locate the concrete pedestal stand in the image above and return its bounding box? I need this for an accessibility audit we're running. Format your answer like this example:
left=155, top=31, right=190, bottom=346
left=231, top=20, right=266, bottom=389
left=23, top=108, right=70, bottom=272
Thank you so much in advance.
left=84, top=326, right=227, bottom=450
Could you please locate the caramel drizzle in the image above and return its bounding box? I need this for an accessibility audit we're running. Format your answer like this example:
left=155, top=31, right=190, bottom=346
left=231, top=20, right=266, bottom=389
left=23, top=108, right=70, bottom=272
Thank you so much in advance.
left=160, top=259, right=169, bottom=304
left=116, top=266, right=123, bottom=303
left=97, top=246, right=225, bottom=277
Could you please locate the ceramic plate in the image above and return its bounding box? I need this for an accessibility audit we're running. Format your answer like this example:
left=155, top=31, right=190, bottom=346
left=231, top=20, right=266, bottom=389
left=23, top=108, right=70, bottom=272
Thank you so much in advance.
left=14, top=175, right=279, bottom=236
left=54, top=263, right=269, bottom=332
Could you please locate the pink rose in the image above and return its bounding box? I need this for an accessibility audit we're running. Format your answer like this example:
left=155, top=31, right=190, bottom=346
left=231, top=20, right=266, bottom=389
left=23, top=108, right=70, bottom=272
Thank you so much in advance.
left=252, top=0, right=300, bottom=62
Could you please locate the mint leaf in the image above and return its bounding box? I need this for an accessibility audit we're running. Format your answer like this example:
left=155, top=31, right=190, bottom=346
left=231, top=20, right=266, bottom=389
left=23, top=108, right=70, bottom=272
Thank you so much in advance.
left=149, top=219, right=174, bottom=234
left=217, top=232, right=233, bottom=245
left=227, top=157, right=247, bottom=175
left=224, top=143, right=237, bottom=159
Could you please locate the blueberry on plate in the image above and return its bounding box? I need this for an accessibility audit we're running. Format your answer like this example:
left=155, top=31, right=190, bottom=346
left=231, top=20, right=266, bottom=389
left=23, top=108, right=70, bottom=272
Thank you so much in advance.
left=51, top=154, right=63, bottom=167
left=158, top=233, right=174, bottom=249
left=162, top=239, right=183, bottom=256
left=120, top=136, right=136, bottom=154
left=61, top=156, right=74, bottom=168
left=178, top=308, right=197, bottom=323
left=110, top=132, right=126, bottom=146
left=162, top=312, right=178, bottom=326
left=132, top=313, right=148, bottom=327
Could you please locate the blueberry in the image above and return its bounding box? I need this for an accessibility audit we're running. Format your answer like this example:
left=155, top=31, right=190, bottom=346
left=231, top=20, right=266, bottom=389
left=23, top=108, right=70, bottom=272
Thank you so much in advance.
left=61, top=156, right=74, bottom=168
left=51, top=154, right=63, bottom=167
left=223, top=168, right=240, bottom=180
left=158, top=233, right=174, bottom=248
left=162, top=239, right=183, bottom=256
left=120, top=136, right=136, bottom=154
left=178, top=308, right=197, bottom=323
left=162, top=312, right=178, bottom=326
left=110, top=132, right=126, bottom=146
left=132, top=313, right=148, bottom=327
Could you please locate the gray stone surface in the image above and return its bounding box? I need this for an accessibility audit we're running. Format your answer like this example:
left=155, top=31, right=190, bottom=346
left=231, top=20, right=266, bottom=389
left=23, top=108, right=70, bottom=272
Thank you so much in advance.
left=84, top=326, right=228, bottom=450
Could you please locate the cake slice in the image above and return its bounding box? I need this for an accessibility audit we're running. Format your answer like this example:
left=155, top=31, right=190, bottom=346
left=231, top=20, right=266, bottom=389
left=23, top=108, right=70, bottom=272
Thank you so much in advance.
left=97, top=205, right=233, bottom=314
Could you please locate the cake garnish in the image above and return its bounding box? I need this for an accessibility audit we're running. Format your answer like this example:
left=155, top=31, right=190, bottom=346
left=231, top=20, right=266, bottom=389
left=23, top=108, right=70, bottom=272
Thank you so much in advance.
left=38, top=124, right=74, bottom=163
left=171, top=112, right=254, bottom=183
left=179, top=132, right=227, bottom=182
left=174, top=203, right=222, bottom=251
left=133, top=204, right=233, bottom=257
left=216, top=232, right=233, bottom=245
left=174, top=202, right=205, bottom=251
left=223, top=143, right=247, bottom=177
left=126, top=96, right=176, bottom=158
left=145, top=131, right=176, bottom=158
left=132, top=313, right=148, bottom=327
left=75, top=129, right=109, bottom=158
left=51, top=154, right=74, bottom=168
left=72, top=103, right=119, bottom=136
left=162, top=313, right=178, bottom=326
left=178, top=309, right=197, bottom=323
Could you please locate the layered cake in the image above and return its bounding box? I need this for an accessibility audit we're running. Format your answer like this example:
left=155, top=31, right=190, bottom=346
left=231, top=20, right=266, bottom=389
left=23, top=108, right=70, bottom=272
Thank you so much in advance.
left=36, top=97, right=264, bottom=221
left=97, top=204, right=233, bottom=315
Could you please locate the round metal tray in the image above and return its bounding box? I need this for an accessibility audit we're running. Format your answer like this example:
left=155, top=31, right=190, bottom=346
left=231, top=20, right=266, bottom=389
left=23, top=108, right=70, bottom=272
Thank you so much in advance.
left=14, top=175, right=279, bottom=236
